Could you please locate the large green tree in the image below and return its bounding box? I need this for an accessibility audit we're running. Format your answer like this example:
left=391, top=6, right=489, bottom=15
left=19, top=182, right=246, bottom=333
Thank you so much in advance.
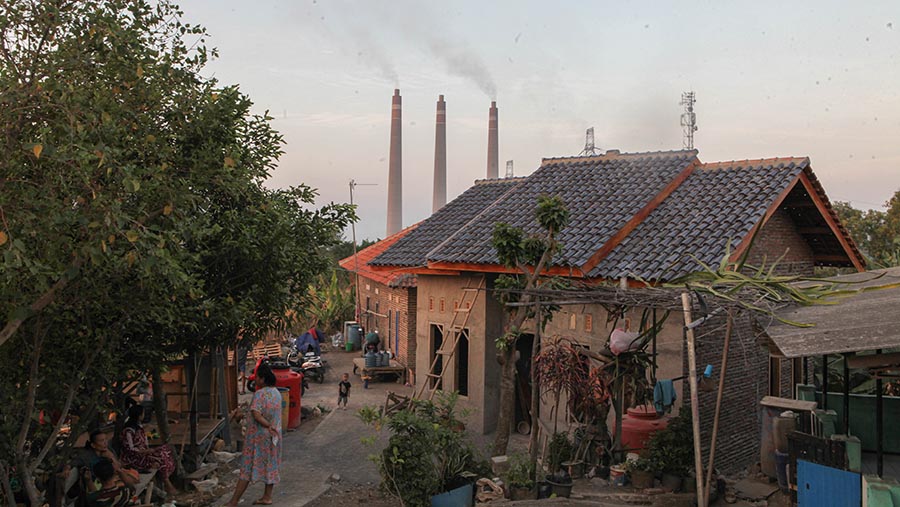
left=833, top=192, right=900, bottom=268
left=0, top=1, right=353, bottom=504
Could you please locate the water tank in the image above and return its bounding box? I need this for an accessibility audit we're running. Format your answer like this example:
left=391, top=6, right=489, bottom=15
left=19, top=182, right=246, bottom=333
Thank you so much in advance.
left=271, top=363, right=303, bottom=429
left=618, top=405, right=670, bottom=451
left=347, top=324, right=362, bottom=350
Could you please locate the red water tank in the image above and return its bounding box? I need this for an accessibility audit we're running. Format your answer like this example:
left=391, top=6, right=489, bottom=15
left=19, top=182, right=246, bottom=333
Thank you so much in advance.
left=271, top=366, right=303, bottom=429
left=618, top=405, right=669, bottom=451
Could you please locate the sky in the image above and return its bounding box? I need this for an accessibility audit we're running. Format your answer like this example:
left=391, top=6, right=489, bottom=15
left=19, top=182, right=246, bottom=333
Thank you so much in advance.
left=177, top=0, right=900, bottom=242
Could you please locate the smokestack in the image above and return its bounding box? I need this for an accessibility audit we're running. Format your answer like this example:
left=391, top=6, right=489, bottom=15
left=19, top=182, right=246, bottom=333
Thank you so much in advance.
left=486, top=101, right=499, bottom=179
left=432, top=95, right=447, bottom=213
left=386, top=89, right=402, bottom=236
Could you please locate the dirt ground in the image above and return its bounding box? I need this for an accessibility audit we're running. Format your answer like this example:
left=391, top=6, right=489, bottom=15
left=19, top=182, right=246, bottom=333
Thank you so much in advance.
left=305, top=484, right=400, bottom=507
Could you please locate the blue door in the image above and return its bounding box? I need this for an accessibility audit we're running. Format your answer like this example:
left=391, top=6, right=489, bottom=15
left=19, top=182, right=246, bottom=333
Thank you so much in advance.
left=797, top=459, right=860, bottom=506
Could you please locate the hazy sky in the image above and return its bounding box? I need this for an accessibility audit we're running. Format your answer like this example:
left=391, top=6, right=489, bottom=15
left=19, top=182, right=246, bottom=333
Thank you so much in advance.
left=178, top=0, right=900, bottom=242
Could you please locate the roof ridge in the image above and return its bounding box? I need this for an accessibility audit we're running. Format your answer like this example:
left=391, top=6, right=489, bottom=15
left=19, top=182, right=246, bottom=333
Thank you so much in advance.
left=541, top=148, right=699, bottom=166
left=473, top=176, right=527, bottom=185
left=701, top=156, right=810, bottom=169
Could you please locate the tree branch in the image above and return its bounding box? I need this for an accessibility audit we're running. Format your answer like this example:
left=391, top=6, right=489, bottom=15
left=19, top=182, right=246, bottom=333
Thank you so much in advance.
left=15, top=326, right=44, bottom=459
left=0, top=258, right=81, bottom=348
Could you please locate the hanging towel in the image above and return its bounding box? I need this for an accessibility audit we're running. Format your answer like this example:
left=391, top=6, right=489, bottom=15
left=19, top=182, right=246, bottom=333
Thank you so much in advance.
left=653, top=379, right=677, bottom=415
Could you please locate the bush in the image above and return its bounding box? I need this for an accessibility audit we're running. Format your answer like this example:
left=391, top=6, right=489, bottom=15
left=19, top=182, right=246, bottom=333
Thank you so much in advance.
left=505, top=453, right=535, bottom=490
left=645, top=411, right=694, bottom=475
left=359, top=392, right=488, bottom=507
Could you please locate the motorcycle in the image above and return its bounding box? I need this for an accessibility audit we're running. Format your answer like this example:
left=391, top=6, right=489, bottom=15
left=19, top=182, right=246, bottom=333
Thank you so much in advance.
left=288, top=345, right=326, bottom=384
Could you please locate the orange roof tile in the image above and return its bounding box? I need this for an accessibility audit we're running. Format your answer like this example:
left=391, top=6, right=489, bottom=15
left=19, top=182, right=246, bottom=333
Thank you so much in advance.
left=338, top=223, right=421, bottom=288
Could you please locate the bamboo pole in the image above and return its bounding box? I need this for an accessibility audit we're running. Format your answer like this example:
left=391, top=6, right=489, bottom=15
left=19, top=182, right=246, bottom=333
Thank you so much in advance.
left=704, top=315, right=733, bottom=507
left=681, top=292, right=706, bottom=507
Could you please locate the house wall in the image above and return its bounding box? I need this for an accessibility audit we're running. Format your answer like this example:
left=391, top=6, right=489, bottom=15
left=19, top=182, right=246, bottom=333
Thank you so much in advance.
left=745, top=208, right=815, bottom=276
left=357, top=275, right=417, bottom=375
left=415, top=273, right=501, bottom=434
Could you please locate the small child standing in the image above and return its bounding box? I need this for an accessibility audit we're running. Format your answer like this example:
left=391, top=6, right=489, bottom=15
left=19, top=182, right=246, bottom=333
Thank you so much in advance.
left=338, top=373, right=351, bottom=410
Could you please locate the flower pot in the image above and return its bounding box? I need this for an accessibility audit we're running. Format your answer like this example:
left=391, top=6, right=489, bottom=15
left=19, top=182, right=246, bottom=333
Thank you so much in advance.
left=630, top=469, right=655, bottom=489
left=562, top=460, right=585, bottom=479
left=509, top=486, right=535, bottom=501
left=546, top=479, right=573, bottom=498
left=537, top=481, right=553, bottom=499
left=609, top=466, right=626, bottom=486
left=431, top=483, right=473, bottom=507
left=661, top=472, right=683, bottom=492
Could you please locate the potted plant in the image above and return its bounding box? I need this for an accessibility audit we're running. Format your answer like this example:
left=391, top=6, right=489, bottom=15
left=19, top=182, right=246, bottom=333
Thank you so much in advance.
left=546, top=468, right=574, bottom=498
left=645, top=411, right=694, bottom=492
left=504, top=453, right=536, bottom=501
left=358, top=392, right=489, bottom=507
left=547, top=432, right=574, bottom=473
left=626, top=456, right=655, bottom=489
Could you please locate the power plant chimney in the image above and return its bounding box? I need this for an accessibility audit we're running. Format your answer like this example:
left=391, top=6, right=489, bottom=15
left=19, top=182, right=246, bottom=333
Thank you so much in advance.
left=432, top=95, right=447, bottom=213
left=386, top=89, right=402, bottom=236
left=486, top=101, right=499, bottom=179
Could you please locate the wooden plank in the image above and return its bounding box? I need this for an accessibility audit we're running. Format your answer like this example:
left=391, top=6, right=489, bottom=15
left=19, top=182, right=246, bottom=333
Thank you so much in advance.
left=760, top=396, right=817, bottom=412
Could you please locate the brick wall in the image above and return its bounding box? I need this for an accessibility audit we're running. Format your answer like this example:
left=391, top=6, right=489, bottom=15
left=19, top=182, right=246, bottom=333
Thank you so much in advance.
left=357, top=275, right=416, bottom=372
left=744, top=208, right=815, bottom=276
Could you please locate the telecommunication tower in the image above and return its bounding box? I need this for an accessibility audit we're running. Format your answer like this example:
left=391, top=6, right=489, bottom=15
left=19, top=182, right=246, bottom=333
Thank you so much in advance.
left=680, top=92, right=698, bottom=150
left=579, top=127, right=601, bottom=156
left=505, top=160, right=514, bottom=178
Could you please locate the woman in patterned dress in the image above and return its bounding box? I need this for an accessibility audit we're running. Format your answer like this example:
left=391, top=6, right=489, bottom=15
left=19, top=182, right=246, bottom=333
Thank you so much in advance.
left=120, top=405, right=178, bottom=495
left=224, top=362, right=282, bottom=506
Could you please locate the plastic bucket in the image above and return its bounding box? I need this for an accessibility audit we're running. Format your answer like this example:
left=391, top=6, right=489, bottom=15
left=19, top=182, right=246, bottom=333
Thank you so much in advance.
left=775, top=450, right=789, bottom=489
left=431, top=483, right=473, bottom=507
left=610, top=466, right=626, bottom=486
left=277, top=387, right=289, bottom=431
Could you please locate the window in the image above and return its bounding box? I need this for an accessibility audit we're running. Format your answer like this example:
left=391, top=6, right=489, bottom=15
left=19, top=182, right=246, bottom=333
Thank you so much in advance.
left=429, top=297, right=434, bottom=311
left=569, top=313, right=577, bottom=330
left=365, top=283, right=370, bottom=291
left=430, top=324, right=444, bottom=390
left=456, top=329, right=469, bottom=397
left=584, top=314, right=593, bottom=332
left=440, top=298, right=445, bottom=313
left=375, top=301, right=380, bottom=315
left=375, top=287, right=379, bottom=295
left=453, top=300, right=459, bottom=310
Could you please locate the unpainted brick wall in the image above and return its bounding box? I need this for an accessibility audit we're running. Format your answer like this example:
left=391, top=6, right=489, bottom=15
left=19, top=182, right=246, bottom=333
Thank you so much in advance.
left=358, top=276, right=416, bottom=372
left=744, top=208, right=815, bottom=276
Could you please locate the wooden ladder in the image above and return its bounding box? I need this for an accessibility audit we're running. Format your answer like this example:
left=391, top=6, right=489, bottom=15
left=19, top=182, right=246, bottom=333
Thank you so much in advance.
left=414, top=276, right=485, bottom=401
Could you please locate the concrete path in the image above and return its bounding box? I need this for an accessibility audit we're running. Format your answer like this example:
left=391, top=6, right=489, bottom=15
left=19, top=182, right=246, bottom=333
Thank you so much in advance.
left=213, top=349, right=412, bottom=507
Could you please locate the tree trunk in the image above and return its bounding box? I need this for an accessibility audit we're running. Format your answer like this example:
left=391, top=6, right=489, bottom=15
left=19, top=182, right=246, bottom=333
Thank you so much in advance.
left=1, top=460, right=16, bottom=507
left=492, top=348, right=516, bottom=456
left=528, top=304, right=542, bottom=467
left=15, top=457, right=40, bottom=507
left=151, top=366, right=170, bottom=442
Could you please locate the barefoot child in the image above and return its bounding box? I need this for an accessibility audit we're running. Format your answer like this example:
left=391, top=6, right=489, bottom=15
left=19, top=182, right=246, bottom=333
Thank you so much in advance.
left=338, top=373, right=351, bottom=410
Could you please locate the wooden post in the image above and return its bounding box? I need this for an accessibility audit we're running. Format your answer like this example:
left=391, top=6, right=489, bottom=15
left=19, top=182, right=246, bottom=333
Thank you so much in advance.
left=704, top=315, right=733, bottom=507
left=681, top=292, right=706, bottom=507
left=842, top=353, right=850, bottom=435
left=822, top=355, right=829, bottom=410
left=876, top=349, right=883, bottom=477
left=529, top=300, right=542, bottom=477
left=216, top=348, right=232, bottom=446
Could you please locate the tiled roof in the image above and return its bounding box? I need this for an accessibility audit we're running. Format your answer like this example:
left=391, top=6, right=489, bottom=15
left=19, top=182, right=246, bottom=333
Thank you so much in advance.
left=338, top=224, right=420, bottom=288
left=589, top=158, right=808, bottom=280
left=426, top=150, right=698, bottom=267
left=369, top=178, right=523, bottom=267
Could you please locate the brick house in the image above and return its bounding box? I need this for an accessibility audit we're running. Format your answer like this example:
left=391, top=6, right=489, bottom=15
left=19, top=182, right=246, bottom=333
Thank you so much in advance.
left=338, top=226, right=420, bottom=380
left=355, top=149, right=864, bottom=471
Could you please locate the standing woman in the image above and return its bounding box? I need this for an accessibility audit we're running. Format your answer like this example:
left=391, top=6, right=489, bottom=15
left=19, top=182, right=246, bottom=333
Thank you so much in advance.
left=224, top=362, right=282, bottom=506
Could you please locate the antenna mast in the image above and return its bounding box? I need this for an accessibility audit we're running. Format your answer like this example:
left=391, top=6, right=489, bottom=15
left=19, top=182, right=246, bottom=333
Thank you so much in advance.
left=505, top=160, right=514, bottom=178
left=579, top=127, right=600, bottom=156
left=680, top=91, right=698, bottom=150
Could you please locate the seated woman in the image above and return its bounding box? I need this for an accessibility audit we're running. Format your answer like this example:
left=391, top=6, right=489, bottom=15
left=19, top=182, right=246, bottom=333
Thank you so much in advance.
left=119, top=405, right=178, bottom=495
left=67, top=430, right=139, bottom=491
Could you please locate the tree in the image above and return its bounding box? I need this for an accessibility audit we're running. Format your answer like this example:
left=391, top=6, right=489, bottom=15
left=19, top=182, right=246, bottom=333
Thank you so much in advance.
left=833, top=195, right=900, bottom=268
left=490, top=195, right=569, bottom=456
left=0, top=1, right=353, bottom=503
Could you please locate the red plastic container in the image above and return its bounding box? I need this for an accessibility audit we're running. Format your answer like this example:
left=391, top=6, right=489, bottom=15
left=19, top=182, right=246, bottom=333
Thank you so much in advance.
left=618, top=405, right=669, bottom=451
left=271, top=365, right=303, bottom=429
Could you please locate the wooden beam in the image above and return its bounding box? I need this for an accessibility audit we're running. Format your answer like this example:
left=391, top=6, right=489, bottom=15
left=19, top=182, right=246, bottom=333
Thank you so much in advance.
left=730, top=172, right=803, bottom=263
left=581, top=159, right=699, bottom=274
left=814, top=254, right=853, bottom=263
left=797, top=226, right=832, bottom=234
left=797, top=172, right=865, bottom=272
left=426, top=260, right=586, bottom=277
left=681, top=293, right=707, bottom=507
left=847, top=352, right=900, bottom=370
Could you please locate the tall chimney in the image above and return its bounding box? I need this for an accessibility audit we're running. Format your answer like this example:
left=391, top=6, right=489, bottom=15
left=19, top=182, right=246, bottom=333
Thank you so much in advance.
left=432, top=95, right=447, bottom=213
left=486, top=101, right=499, bottom=179
left=386, top=89, right=402, bottom=236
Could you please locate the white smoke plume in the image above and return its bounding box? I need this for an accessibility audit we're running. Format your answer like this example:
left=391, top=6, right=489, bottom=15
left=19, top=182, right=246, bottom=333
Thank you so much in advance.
left=425, top=37, right=497, bottom=100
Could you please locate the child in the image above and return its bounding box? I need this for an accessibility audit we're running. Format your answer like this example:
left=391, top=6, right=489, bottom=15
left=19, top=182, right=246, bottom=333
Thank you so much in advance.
left=338, top=373, right=351, bottom=410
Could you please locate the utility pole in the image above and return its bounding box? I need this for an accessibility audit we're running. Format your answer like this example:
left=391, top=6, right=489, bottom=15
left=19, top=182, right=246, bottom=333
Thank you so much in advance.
left=349, top=179, right=377, bottom=322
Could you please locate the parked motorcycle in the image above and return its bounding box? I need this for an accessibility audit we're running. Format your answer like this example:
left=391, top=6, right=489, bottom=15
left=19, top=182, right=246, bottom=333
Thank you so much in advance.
left=288, top=346, right=326, bottom=384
